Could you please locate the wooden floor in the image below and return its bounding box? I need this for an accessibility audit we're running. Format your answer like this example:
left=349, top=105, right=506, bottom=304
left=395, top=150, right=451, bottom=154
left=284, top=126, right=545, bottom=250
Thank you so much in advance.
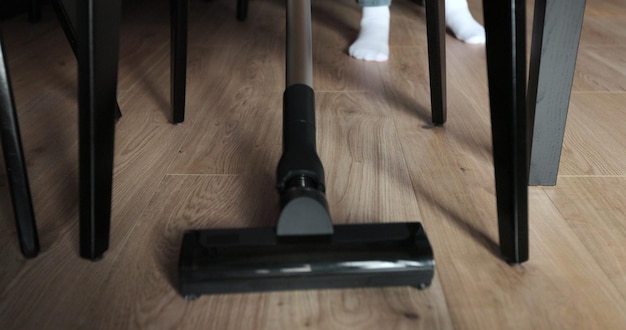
left=2, top=0, right=625, bottom=328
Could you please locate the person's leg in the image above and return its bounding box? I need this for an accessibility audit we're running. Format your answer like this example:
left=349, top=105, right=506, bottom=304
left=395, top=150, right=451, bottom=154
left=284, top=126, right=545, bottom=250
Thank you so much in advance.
left=349, top=0, right=391, bottom=62
left=446, top=0, right=485, bottom=44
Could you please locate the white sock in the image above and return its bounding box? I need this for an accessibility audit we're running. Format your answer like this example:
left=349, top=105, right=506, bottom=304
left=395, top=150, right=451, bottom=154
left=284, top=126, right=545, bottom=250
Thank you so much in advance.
left=349, top=6, right=390, bottom=62
left=445, top=0, right=485, bottom=44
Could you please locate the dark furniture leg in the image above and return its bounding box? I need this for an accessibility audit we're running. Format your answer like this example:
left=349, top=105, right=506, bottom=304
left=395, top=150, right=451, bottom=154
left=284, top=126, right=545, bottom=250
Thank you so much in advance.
left=1, top=28, right=40, bottom=258
left=171, top=0, right=188, bottom=124
left=29, top=0, right=42, bottom=23
left=237, top=0, right=248, bottom=21
left=77, top=0, right=121, bottom=260
left=424, top=0, right=446, bottom=125
left=527, top=0, right=586, bottom=185
left=482, top=0, right=529, bottom=263
left=52, top=0, right=122, bottom=121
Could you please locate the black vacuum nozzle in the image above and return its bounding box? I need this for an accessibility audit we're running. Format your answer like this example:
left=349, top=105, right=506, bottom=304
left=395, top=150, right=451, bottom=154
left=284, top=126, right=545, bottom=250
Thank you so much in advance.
left=178, top=222, right=434, bottom=297
left=176, top=0, right=435, bottom=298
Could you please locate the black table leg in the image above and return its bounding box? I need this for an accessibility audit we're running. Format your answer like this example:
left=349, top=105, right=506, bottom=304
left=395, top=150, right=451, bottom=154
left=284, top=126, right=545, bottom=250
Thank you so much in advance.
left=171, top=0, right=188, bottom=124
left=1, top=28, right=40, bottom=258
left=425, top=0, right=447, bottom=125
left=482, top=0, right=529, bottom=263
left=77, top=0, right=121, bottom=260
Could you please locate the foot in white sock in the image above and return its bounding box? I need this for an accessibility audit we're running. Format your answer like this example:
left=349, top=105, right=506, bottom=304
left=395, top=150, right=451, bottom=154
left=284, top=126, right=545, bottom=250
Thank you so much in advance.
left=445, top=0, right=485, bottom=44
left=349, top=7, right=390, bottom=62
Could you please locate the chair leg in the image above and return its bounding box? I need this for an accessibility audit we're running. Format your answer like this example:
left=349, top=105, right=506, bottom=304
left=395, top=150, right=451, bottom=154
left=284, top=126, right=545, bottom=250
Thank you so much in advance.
left=29, top=0, right=42, bottom=23
left=171, top=0, right=188, bottom=124
left=482, top=0, right=529, bottom=263
left=237, top=0, right=249, bottom=21
left=51, top=0, right=122, bottom=122
left=424, top=0, right=447, bottom=125
left=0, top=29, right=40, bottom=258
left=77, top=0, right=121, bottom=260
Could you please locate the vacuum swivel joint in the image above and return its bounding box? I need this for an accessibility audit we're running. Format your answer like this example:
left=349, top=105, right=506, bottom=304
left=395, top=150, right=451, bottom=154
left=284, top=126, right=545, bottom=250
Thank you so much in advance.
left=276, top=84, right=333, bottom=237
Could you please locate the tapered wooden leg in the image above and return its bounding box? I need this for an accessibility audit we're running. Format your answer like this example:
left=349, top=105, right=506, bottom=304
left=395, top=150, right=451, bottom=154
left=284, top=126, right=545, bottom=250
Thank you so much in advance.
left=29, top=0, right=42, bottom=23
left=171, top=0, right=188, bottom=124
left=425, top=0, right=447, bottom=125
left=237, top=0, right=249, bottom=21
left=482, top=0, right=529, bottom=263
left=1, top=28, right=40, bottom=258
left=52, top=0, right=122, bottom=121
left=77, top=0, right=121, bottom=260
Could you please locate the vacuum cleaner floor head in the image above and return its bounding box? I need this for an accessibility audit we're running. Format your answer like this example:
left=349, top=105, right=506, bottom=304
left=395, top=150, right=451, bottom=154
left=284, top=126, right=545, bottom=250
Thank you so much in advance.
left=179, top=222, right=434, bottom=297
left=177, top=0, right=435, bottom=298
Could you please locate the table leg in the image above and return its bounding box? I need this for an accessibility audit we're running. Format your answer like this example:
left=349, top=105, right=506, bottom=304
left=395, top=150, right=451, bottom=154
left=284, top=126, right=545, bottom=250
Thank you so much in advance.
left=528, top=0, right=586, bottom=185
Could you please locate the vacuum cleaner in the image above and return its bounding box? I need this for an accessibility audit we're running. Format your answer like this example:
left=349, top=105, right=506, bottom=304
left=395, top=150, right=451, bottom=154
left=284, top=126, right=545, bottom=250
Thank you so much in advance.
left=178, top=0, right=435, bottom=297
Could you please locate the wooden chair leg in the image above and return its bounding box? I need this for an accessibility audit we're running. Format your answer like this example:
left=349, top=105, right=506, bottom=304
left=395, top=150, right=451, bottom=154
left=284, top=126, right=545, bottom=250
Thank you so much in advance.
left=77, top=0, right=121, bottom=260
left=424, top=0, right=447, bottom=125
left=29, top=0, right=42, bottom=23
left=0, top=29, right=40, bottom=258
left=52, top=0, right=122, bottom=121
left=171, top=0, right=188, bottom=124
left=237, top=0, right=249, bottom=21
left=482, top=0, right=529, bottom=263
